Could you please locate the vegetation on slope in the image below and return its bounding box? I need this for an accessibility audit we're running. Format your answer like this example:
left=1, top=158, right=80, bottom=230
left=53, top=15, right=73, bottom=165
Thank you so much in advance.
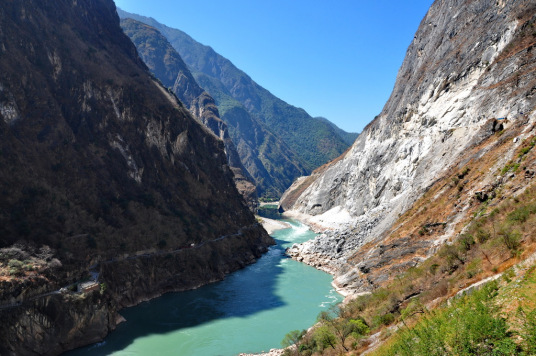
left=373, top=270, right=536, bottom=356
left=283, top=184, right=536, bottom=355
left=194, top=72, right=308, bottom=199
left=315, top=117, right=359, bottom=146
left=120, top=18, right=261, bottom=210
left=120, top=19, right=192, bottom=90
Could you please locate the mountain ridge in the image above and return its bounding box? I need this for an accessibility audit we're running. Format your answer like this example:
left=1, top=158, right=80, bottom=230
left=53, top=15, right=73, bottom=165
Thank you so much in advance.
left=120, top=18, right=259, bottom=211
left=315, top=116, right=359, bottom=146
left=280, top=0, right=536, bottom=289
left=117, top=9, right=356, bottom=197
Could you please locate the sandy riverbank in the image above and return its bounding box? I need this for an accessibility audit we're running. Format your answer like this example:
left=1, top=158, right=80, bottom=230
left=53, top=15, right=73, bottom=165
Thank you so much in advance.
left=281, top=207, right=352, bottom=233
left=258, top=216, right=291, bottom=235
left=259, top=201, right=279, bottom=207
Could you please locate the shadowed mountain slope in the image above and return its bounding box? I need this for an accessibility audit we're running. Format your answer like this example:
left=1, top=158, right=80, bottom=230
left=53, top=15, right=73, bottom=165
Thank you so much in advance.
left=0, top=1, right=272, bottom=354
left=120, top=18, right=258, bottom=210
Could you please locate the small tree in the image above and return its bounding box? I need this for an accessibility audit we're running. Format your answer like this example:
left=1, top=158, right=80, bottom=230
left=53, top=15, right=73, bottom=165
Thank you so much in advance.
left=281, top=329, right=305, bottom=355
left=313, top=325, right=337, bottom=351
left=317, top=308, right=369, bottom=351
left=499, top=227, right=521, bottom=255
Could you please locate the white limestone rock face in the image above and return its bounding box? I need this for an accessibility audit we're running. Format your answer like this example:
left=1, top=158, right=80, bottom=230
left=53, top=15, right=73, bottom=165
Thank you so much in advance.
left=282, top=0, right=536, bottom=277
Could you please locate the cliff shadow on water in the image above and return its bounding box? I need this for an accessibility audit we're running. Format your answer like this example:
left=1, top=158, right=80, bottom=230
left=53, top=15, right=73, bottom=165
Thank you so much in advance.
left=66, top=244, right=288, bottom=355
left=66, top=208, right=319, bottom=355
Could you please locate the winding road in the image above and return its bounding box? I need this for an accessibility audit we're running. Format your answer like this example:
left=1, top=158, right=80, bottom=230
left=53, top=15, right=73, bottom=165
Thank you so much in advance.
left=0, top=224, right=260, bottom=311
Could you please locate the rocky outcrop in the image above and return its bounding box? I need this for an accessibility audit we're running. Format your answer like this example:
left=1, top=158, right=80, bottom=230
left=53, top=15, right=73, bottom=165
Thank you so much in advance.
left=0, top=0, right=273, bottom=354
left=1, top=292, right=115, bottom=356
left=120, top=19, right=259, bottom=211
left=281, top=0, right=536, bottom=290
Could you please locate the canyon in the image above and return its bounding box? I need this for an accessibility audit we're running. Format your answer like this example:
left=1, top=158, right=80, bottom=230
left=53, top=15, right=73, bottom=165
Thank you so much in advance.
left=117, top=9, right=358, bottom=199
left=1, top=0, right=536, bottom=354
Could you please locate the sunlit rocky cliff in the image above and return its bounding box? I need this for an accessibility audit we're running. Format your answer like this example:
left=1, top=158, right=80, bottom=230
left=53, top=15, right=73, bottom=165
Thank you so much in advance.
left=281, top=0, right=536, bottom=291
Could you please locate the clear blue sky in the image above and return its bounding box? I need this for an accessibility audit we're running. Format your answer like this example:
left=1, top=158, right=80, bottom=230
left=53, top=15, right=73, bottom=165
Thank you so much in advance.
left=114, top=0, right=434, bottom=133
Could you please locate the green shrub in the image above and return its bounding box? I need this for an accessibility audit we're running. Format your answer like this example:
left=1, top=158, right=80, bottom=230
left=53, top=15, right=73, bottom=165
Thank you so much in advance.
left=498, top=227, right=521, bottom=253
left=465, top=258, right=482, bottom=279
left=374, top=282, right=518, bottom=356
left=312, top=325, right=337, bottom=351
left=501, top=162, right=520, bottom=174
left=518, top=307, right=536, bottom=354
left=373, top=313, right=395, bottom=327
left=9, top=268, right=23, bottom=276
left=507, top=204, right=536, bottom=223
left=458, top=234, right=475, bottom=251
left=7, top=259, right=23, bottom=268
left=23, top=263, right=34, bottom=271
left=439, top=244, right=465, bottom=272
left=519, top=139, right=536, bottom=157
left=502, top=268, right=516, bottom=283
left=350, top=318, right=370, bottom=337
left=475, top=227, right=491, bottom=243
left=100, top=282, right=107, bottom=295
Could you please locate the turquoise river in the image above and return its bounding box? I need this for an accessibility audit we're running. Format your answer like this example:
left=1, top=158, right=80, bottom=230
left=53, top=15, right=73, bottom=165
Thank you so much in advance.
left=67, top=218, right=342, bottom=355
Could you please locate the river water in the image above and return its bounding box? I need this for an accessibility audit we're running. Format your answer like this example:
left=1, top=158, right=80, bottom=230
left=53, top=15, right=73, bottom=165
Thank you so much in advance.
left=67, top=218, right=342, bottom=356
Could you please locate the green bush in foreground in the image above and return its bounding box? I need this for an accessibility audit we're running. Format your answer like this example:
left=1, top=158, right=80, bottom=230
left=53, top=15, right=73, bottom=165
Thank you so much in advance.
left=376, top=281, right=518, bottom=356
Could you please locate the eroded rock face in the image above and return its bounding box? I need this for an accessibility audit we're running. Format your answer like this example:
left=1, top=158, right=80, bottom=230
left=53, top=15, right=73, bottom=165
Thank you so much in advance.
left=282, top=0, right=536, bottom=288
left=117, top=9, right=359, bottom=200
left=100, top=225, right=270, bottom=308
left=0, top=0, right=273, bottom=354
left=1, top=293, right=115, bottom=356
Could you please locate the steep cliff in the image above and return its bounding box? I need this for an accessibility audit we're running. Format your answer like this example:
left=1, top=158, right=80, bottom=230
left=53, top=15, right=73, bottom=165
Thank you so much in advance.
left=0, top=0, right=272, bottom=354
left=120, top=18, right=259, bottom=211
left=281, top=0, right=536, bottom=290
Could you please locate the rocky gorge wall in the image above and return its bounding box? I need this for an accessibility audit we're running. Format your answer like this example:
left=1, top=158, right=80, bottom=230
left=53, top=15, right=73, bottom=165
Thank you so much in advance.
left=120, top=18, right=259, bottom=211
left=281, top=0, right=536, bottom=291
left=116, top=9, right=358, bottom=200
left=0, top=224, right=270, bottom=355
left=0, top=0, right=273, bottom=354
